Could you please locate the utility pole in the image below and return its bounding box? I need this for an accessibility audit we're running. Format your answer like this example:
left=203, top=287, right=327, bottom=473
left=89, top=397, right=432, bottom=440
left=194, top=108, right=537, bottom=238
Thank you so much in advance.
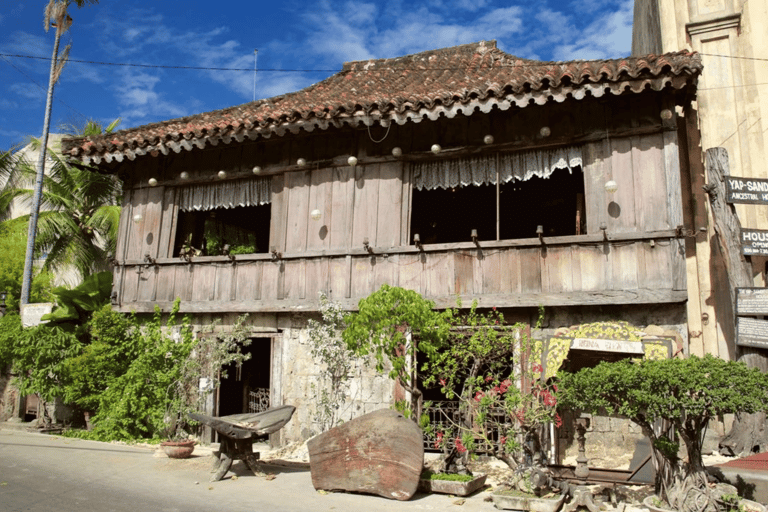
left=253, top=49, right=258, bottom=103
left=20, top=2, right=72, bottom=305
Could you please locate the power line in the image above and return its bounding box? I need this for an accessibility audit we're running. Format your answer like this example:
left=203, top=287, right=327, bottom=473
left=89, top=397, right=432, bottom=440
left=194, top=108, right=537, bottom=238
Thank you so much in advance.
left=0, top=52, right=338, bottom=73
left=0, top=55, right=87, bottom=119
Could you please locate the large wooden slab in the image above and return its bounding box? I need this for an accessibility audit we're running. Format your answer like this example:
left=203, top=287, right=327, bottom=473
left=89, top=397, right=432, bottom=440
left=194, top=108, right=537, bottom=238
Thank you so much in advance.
left=307, top=409, right=424, bottom=501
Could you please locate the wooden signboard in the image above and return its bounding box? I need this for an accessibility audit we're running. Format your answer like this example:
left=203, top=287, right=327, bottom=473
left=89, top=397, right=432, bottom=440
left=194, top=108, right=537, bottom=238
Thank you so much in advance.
left=570, top=337, right=645, bottom=355
left=737, top=287, right=768, bottom=316
left=740, top=229, right=768, bottom=256
left=725, top=176, right=768, bottom=204
left=20, top=303, right=53, bottom=328
left=736, top=317, right=768, bottom=349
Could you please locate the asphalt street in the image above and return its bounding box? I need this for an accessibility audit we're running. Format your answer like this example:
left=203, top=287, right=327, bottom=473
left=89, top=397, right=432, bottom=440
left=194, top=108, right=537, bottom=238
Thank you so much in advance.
left=0, top=429, right=490, bottom=512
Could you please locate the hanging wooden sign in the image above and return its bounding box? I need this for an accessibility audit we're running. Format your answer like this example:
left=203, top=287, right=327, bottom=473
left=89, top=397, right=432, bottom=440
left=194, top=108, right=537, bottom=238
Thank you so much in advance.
left=736, top=287, right=768, bottom=316
left=725, top=176, right=768, bottom=204
left=737, top=317, right=768, bottom=349
left=740, top=229, right=768, bottom=256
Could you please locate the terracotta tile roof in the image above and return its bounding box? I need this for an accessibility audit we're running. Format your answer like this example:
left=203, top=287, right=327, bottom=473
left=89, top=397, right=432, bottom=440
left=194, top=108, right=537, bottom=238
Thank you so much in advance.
left=64, top=40, right=702, bottom=164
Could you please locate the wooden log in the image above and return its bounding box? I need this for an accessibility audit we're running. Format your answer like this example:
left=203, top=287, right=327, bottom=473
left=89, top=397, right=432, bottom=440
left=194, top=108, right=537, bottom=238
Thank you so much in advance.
left=307, top=409, right=424, bottom=501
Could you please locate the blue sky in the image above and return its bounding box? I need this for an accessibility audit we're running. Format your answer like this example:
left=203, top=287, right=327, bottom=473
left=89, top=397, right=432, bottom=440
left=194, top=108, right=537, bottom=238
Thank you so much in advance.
left=0, top=0, right=634, bottom=150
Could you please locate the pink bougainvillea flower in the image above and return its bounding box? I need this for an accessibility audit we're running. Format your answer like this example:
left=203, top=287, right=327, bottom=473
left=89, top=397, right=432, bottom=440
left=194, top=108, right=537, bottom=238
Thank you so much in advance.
left=532, top=363, right=543, bottom=373
left=500, top=436, right=507, bottom=444
left=485, top=375, right=493, bottom=382
left=555, top=413, right=563, bottom=428
left=474, top=391, right=485, bottom=402
left=455, top=438, right=467, bottom=453
left=439, top=378, right=446, bottom=387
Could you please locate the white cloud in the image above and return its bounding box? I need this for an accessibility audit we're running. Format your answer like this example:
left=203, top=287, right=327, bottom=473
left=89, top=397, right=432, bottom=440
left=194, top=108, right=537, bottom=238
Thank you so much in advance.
left=114, top=70, right=188, bottom=125
left=9, top=82, right=46, bottom=100
left=551, top=0, right=633, bottom=61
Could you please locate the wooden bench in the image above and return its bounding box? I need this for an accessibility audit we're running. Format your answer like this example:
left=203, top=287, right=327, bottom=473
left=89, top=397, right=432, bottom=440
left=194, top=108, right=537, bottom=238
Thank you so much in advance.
left=189, top=405, right=295, bottom=481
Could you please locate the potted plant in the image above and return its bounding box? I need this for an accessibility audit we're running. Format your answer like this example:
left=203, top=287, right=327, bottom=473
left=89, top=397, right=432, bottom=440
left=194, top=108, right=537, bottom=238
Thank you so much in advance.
left=418, top=469, right=487, bottom=496
left=559, top=355, right=768, bottom=512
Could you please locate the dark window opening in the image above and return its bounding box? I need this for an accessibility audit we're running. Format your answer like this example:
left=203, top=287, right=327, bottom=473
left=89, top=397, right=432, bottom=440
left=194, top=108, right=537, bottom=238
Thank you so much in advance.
left=218, top=337, right=271, bottom=417
left=410, top=167, right=585, bottom=244
left=173, top=204, right=270, bottom=257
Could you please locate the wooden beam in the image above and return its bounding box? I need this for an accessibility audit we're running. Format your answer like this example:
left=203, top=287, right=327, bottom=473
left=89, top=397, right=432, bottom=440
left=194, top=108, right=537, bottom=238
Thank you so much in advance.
left=114, top=288, right=688, bottom=314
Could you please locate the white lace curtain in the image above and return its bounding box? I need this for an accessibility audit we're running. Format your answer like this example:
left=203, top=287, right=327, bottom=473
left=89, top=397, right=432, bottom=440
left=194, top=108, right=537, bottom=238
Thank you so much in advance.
left=412, top=145, right=583, bottom=191
left=177, top=177, right=271, bottom=212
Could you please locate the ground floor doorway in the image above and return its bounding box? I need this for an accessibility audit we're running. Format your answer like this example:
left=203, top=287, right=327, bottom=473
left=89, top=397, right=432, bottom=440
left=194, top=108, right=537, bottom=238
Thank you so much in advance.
left=217, top=337, right=272, bottom=417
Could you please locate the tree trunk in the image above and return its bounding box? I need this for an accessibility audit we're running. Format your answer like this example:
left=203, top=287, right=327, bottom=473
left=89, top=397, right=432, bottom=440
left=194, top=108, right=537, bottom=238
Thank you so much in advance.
left=705, top=148, right=768, bottom=456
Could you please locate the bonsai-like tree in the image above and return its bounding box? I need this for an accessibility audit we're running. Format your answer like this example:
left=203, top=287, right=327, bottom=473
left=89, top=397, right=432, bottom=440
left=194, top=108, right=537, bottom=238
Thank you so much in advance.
left=343, top=284, right=451, bottom=420
left=558, top=355, right=768, bottom=511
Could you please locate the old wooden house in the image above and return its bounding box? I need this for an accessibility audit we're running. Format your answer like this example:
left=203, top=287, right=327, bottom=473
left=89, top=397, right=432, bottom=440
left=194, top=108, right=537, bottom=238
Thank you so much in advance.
left=63, top=41, right=702, bottom=446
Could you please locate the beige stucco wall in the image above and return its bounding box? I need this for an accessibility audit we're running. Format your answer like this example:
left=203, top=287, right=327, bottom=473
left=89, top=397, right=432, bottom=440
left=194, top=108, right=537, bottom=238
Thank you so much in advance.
left=634, top=0, right=768, bottom=360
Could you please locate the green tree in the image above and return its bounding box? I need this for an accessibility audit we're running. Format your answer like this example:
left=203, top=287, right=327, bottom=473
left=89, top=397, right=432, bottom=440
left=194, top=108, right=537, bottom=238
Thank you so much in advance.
left=558, top=355, right=768, bottom=511
left=0, top=120, right=122, bottom=281
left=0, top=216, right=54, bottom=311
left=343, top=285, right=451, bottom=419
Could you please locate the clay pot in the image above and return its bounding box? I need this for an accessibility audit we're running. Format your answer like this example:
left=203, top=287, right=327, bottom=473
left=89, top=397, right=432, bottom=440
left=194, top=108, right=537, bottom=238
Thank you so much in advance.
left=160, top=439, right=196, bottom=459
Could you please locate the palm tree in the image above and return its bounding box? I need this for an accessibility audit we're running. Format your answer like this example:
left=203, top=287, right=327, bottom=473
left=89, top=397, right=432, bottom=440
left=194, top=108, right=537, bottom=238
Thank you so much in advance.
left=0, top=120, right=122, bottom=282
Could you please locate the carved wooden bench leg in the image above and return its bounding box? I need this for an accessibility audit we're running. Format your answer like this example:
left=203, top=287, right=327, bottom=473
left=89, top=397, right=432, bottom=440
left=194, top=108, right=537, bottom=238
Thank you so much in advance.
left=211, top=452, right=233, bottom=482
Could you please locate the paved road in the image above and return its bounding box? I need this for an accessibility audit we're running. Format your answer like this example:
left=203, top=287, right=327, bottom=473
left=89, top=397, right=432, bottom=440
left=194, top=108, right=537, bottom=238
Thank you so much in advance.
left=0, top=429, right=490, bottom=512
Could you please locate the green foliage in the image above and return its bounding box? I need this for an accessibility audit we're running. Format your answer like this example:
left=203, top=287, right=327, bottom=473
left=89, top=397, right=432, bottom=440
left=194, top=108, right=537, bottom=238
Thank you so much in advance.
left=12, top=322, right=82, bottom=402
left=343, top=284, right=451, bottom=417
left=557, top=355, right=768, bottom=506
left=420, top=470, right=474, bottom=482
left=82, top=302, right=252, bottom=442
left=0, top=313, right=23, bottom=371
left=307, top=293, right=355, bottom=433
left=61, top=304, right=138, bottom=412
left=87, top=301, right=195, bottom=441
left=42, top=271, right=112, bottom=326
left=0, top=217, right=55, bottom=310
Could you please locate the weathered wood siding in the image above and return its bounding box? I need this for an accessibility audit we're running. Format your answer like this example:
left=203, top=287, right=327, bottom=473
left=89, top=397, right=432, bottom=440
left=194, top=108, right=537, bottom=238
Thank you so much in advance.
left=114, top=93, right=688, bottom=313
left=114, top=234, right=686, bottom=312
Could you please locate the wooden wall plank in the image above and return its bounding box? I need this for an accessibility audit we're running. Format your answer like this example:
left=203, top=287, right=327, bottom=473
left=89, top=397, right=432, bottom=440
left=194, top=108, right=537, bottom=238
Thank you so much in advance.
left=352, top=164, right=380, bottom=250
left=545, top=246, right=573, bottom=293
left=159, top=187, right=178, bottom=258
left=122, top=267, right=140, bottom=303
left=282, top=259, right=306, bottom=300
left=307, top=168, right=333, bottom=251
left=398, top=253, right=424, bottom=295
left=329, top=167, right=355, bottom=250
left=235, top=262, right=262, bottom=301
left=139, top=186, right=165, bottom=260
left=633, top=133, right=667, bottom=231
left=126, top=187, right=149, bottom=260
left=173, top=264, right=193, bottom=302
left=424, top=252, right=453, bottom=298
left=261, top=260, right=282, bottom=301
left=400, top=164, right=412, bottom=246
left=191, top=265, right=217, bottom=301
left=375, top=162, right=404, bottom=248
left=372, top=255, right=397, bottom=292
left=269, top=174, right=288, bottom=253
left=154, top=266, right=177, bottom=302
left=304, top=258, right=329, bottom=300
left=663, top=131, right=683, bottom=229
left=285, top=171, right=311, bottom=253
left=637, top=241, right=671, bottom=291
left=328, top=256, right=351, bottom=300
left=610, top=137, right=637, bottom=233
left=116, top=190, right=132, bottom=262
left=482, top=250, right=503, bottom=294
left=609, top=243, right=639, bottom=290
left=350, top=256, right=375, bottom=298
left=453, top=251, right=474, bottom=296
left=519, top=248, right=542, bottom=293
left=582, top=141, right=608, bottom=235
left=214, top=264, right=234, bottom=301
left=576, top=245, right=604, bottom=291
